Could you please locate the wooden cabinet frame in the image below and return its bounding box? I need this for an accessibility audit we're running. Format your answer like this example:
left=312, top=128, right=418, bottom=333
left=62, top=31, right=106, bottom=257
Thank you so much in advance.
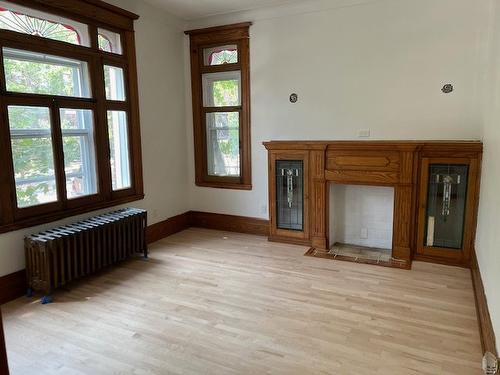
left=415, top=157, right=479, bottom=266
left=268, top=150, right=310, bottom=245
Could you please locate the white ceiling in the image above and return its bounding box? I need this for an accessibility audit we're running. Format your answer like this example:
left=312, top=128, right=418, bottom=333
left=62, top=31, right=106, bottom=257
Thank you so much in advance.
left=143, top=0, right=302, bottom=20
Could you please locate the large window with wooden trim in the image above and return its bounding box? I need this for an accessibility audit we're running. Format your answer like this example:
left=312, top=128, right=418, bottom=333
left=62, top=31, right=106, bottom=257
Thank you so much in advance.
left=186, top=23, right=252, bottom=190
left=0, top=0, right=143, bottom=233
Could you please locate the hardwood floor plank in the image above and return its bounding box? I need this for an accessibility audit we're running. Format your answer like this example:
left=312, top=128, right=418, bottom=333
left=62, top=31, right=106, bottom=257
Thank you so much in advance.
left=2, top=228, right=483, bottom=374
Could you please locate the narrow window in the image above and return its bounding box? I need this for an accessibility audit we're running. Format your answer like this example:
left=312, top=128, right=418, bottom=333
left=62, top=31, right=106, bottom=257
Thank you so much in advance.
left=60, top=109, right=98, bottom=199
left=186, top=23, right=252, bottom=190
left=108, top=110, right=131, bottom=191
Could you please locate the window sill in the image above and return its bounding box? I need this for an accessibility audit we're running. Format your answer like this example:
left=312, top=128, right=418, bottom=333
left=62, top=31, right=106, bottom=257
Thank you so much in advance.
left=195, top=181, right=252, bottom=190
left=0, top=193, right=145, bottom=235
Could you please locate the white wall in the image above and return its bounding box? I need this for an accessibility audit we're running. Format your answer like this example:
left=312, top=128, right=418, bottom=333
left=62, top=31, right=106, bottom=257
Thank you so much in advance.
left=0, top=0, right=188, bottom=277
left=185, top=0, right=488, bottom=219
left=476, top=0, right=500, bottom=352
left=329, top=185, right=394, bottom=249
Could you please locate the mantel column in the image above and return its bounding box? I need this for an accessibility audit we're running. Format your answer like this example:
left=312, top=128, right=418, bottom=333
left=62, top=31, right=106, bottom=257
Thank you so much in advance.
left=392, top=151, right=415, bottom=262
left=310, top=149, right=328, bottom=249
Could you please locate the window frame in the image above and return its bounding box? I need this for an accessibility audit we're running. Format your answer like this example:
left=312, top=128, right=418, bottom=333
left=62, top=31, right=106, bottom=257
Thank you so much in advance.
left=186, top=23, right=252, bottom=190
left=0, top=0, right=143, bottom=234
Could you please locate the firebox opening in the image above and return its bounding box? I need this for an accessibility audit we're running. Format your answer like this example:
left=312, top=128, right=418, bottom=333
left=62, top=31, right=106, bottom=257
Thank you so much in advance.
left=329, top=184, right=395, bottom=263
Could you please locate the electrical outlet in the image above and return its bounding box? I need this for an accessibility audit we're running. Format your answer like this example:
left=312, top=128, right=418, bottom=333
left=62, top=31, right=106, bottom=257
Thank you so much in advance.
left=358, top=129, right=370, bottom=138
left=360, top=228, right=368, bottom=239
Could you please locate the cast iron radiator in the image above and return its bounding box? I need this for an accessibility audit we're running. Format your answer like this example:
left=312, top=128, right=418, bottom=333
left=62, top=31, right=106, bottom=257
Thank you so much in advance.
left=25, top=208, right=147, bottom=302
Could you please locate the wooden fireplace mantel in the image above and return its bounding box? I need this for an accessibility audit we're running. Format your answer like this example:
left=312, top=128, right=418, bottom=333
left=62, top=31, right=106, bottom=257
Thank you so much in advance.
left=263, top=140, right=483, bottom=268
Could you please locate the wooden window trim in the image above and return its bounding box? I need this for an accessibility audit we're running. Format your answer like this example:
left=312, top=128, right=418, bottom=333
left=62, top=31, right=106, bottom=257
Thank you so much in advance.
left=0, top=0, right=144, bottom=235
left=186, top=23, right=252, bottom=190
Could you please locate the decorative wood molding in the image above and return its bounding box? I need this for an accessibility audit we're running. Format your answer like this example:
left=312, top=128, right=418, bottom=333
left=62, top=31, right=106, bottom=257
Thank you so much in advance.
left=0, top=270, right=26, bottom=306
left=189, top=211, right=269, bottom=236
left=471, top=247, right=498, bottom=357
left=146, top=213, right=190, bottom=244
left=0, top=309, right=9, bottom=375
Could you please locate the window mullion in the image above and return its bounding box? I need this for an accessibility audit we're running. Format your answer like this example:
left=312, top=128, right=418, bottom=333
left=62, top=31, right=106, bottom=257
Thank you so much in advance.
left=91, top=55, right=113, bottom=200
left=50, top=100, right=67, bottom=206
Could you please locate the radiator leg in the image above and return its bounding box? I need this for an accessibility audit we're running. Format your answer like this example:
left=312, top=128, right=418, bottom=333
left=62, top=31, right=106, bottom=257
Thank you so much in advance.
left=41, top=295, right=53, bottom=305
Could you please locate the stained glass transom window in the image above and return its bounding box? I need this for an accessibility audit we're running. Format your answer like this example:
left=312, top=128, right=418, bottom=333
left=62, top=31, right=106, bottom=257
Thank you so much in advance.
left=0, top=1, right=89, bottom=46
left=203, top=45, right=238, bottom=66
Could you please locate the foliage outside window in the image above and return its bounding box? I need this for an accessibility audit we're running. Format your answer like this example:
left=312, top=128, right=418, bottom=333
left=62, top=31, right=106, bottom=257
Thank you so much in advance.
left=0, top=0, right=142, bottom=233
left=186, top=23, right=252, bottom=190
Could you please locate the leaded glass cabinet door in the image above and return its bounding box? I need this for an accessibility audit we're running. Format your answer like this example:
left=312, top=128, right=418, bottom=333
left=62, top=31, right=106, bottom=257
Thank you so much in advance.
left=276, top=160, right=304, bottom=231
left=417, top=157, right=478, bottom=265
left=269, top=151, right=309, bottom=243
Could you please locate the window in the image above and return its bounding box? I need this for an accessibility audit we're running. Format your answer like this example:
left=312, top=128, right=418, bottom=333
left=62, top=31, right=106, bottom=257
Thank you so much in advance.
left=186, top=23, right=252, bottom=190
left=0, top=0, right=143, bottom=232
left=0, top=1, right=89, bottom=46
left=107, top=110, right=131, bottom=190
left=8, top=105, right=58, bottom=208
left=3, top=48, right=91, bottom=98
left=98, top=28, right=122, bottom=55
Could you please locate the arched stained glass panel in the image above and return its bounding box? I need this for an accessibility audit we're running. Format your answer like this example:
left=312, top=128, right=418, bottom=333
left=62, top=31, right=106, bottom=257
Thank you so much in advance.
left=98, top=28, right=123, bottom=55
left=0, top=1, right=88, bottom=46
left=203, top=44, right=238, bottom=66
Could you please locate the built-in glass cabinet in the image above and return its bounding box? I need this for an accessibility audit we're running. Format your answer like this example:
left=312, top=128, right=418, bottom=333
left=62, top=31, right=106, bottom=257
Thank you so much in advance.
left=417, top=158, right=478, bottom=265
left=268, top=151, right=309, bottom=244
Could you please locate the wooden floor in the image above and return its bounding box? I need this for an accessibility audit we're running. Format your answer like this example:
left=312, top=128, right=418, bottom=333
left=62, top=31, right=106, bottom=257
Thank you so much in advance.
left=2, top=228, right=483, bottom=374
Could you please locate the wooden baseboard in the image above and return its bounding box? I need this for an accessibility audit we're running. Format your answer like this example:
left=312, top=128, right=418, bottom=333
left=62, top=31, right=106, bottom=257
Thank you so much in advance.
left=146, top=212, right=190, bottom=244
left=188, top=211, right=269, bottom=236
left=471, top=247, right=498, bottom=356
left=0, top=270, right=26, bottom=306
